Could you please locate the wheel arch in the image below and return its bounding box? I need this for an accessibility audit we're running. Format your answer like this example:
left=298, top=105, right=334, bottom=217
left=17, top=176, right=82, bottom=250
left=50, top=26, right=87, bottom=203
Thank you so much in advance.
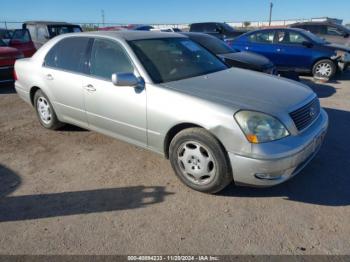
left=29, top=86, right=41, bottom=106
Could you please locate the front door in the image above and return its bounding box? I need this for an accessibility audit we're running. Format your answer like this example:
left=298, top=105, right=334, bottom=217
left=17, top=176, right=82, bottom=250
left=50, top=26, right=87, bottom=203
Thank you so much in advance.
left=83, top=38, right=147, bottom=146
left=273, top=30, right=313, bottom=70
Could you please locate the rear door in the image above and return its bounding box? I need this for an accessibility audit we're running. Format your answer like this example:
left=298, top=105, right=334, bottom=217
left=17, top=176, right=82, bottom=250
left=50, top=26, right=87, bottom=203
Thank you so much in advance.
left=273, top=30, right=313, bottom=70
left=42, top=37, right=91, bottom=127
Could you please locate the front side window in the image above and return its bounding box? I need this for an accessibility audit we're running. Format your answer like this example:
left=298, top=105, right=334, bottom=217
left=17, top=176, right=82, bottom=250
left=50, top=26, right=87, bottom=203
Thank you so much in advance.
left=276, top=31, right=307, bottom=44
left=0, top=39, right=6, bottom=46
left=129, top=38, right=227, bottom=84
left=89, top=38, right=134, bottom=80
left=45, top=37, right=90, bottom=73
left=249, top=31, right=274, bottom=44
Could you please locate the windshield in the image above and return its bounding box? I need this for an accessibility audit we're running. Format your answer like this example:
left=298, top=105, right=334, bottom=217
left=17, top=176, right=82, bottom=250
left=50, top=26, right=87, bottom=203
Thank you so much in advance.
left=48, top=25, right=82, bottom=37
left=302, top=30, right=327, bottom=44
left=222, top=23, right=236, bottom=32
left=192, top=35, right=234, bottom=55
left=129, top=38, right=227, bottom=84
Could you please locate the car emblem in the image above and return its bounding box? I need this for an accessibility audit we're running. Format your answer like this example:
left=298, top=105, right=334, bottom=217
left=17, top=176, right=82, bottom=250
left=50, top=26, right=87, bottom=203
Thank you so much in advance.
left=309, top=106, right=316, bottom=117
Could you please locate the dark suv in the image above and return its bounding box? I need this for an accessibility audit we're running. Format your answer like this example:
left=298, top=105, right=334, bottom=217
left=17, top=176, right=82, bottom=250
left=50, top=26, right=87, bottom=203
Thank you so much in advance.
left=189, top=22, right=244, bottom=44
left=23, top=21, right=83, bottom=49
left=290, top=21, right=350, bottom=46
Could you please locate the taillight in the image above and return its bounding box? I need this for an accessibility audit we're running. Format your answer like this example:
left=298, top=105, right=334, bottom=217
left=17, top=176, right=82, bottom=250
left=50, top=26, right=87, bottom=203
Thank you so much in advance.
left=13, top=69, right=18, bottom=81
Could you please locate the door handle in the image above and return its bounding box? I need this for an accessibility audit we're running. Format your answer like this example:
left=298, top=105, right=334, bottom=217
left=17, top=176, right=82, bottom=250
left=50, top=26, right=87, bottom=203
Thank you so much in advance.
left=276, top=48, right=281, bottom=52
left=84, top=84, right=96, bottom=92
left=245, top=46, right=249, bottom=50
left=46, top=74, right=54, bottom=80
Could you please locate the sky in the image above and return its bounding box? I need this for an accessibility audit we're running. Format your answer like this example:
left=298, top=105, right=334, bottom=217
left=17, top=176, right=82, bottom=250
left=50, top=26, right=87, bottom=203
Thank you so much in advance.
left=1, top=0, right=350, bottom=25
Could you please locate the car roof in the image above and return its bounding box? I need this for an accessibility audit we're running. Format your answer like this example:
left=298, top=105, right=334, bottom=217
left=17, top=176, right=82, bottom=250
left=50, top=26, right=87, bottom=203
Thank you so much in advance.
left=246, top=27, right=307, bottom=34
left=67, top=30, right=185, bottom=41
left=24, top=21, right=80, bottom=26
left=291, top=21, right=336, bottom=26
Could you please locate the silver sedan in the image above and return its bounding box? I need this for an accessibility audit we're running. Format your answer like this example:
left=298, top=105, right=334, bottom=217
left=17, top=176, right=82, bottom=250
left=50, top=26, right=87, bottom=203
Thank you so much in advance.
left=14, top=31, right=328, bottom=193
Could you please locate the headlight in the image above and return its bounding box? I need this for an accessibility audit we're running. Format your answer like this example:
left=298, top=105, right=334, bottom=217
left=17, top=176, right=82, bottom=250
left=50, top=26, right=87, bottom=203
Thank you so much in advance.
left=234, top=111, right=290, bottom=144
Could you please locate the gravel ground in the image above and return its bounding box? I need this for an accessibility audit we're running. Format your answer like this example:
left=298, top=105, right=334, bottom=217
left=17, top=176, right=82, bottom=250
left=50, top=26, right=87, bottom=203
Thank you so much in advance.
left=0, top=72, right=349, bottom=255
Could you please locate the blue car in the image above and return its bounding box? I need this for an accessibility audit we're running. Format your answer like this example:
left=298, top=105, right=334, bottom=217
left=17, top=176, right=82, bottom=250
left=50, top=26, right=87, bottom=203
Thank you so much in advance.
left=232, top=28, right=350, bottom=80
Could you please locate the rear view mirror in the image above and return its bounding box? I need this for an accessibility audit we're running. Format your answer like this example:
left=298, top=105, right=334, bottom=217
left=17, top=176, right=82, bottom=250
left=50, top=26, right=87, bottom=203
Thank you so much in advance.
left=111, top=72, right=139, bottom=86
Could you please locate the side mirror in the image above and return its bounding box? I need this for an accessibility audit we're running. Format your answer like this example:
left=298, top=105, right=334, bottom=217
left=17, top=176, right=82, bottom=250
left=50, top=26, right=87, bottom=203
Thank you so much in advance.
left=111, top=72, right=139, bottom=87
left=302, top=41, right=313, bottom=48
left=343, top=33, right=349, bottom=38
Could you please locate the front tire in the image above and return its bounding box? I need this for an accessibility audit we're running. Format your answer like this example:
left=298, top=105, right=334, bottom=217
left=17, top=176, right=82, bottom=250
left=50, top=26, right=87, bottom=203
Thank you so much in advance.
left=312, top=59, right=336, bottom=80
left=34, top=89, right=63, bottom=130
left=169, top=128, right=232, bottom=194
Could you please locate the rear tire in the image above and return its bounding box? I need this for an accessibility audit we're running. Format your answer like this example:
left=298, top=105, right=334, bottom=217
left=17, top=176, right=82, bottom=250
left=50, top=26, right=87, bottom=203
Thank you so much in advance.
left=34, top=89, right=63, bottom=130
left=169, top=128, right=232, bottom=194
left=312, top=59, right=336, bottom=80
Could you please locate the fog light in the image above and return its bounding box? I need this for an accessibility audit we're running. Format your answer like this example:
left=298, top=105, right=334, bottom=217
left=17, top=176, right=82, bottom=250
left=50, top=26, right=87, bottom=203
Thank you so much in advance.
left=255, top=173, right=283, bottom=180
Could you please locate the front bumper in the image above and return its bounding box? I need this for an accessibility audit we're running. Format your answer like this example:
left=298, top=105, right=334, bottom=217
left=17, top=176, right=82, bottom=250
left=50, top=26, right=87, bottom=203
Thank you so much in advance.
left=0, top=66, right=14, bottom=84
left=228, top=109, right=329, bottom=187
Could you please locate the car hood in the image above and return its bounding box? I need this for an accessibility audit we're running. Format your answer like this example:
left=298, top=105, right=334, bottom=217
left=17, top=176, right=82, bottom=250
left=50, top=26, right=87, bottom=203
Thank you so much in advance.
left=219, top=51, right=273, bottom=69
left=0, top=46, right=20, bottom=57
left=325, top=43, right=350, bottom=52
left=161, top=68, right=315, bottom=115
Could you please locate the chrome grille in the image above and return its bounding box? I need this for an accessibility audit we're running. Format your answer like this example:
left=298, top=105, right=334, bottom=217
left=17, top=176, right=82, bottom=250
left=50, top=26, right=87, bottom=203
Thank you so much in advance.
left=290, top=98, right=321, bottom=131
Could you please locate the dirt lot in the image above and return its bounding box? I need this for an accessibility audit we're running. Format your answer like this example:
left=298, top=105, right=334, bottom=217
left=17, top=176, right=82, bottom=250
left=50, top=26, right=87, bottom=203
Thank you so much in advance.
left=0, top=72, right=349, bottom=255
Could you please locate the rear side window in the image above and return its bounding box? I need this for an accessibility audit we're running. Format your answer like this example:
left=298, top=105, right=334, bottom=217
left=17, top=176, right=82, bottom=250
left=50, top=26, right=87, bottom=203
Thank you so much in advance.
left=249, top=31, right=275, bottom=44
left=45, top=37, right=90, bottom=73
left=89, top=38, right=134, bottom=80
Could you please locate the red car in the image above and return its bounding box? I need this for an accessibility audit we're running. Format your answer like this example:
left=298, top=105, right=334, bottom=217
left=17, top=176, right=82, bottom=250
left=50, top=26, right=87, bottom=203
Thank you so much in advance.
left=0, top=38, right=23, bottom=84
left=0, top=29, right=36, bottom=84
left=8, top=29, right=36, bottom=58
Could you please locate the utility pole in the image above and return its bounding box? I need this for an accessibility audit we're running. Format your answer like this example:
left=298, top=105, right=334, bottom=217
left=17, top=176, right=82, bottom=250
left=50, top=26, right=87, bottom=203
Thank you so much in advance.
left=101, top=9, right=105, bottom=26
left=269, top=2, right=273, bottom=27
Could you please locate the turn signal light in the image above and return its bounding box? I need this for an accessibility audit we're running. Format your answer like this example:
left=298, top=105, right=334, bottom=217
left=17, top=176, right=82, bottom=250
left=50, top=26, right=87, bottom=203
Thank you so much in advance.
left=246, top=134, right=259, bottom=144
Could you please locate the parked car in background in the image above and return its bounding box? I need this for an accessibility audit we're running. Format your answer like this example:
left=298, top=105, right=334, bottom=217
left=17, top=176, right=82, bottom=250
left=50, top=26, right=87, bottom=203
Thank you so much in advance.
left=182, top=32, right=277, bottom=75
left=0, top=38, right=23, bottom=84
left=126, top=24, right=154, bottom=31
left=157, top=28, right=182, bottom=32
left=14, top=31, right=328, bottom=193
left=8, top=29, right=36, bottom=57
left=233, top=28, right=350, bottom=80
left=189, top=22, right=244, bottom=43
left=290, top=21, right=350, bottom=46
left=23, top=21, right=83, bottom=49
left=0, top=28, right=13, bottom=41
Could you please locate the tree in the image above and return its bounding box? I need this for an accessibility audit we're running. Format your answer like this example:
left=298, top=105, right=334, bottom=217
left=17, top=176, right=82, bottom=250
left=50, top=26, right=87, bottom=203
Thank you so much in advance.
left=243, top=21, right=251, bottom=28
